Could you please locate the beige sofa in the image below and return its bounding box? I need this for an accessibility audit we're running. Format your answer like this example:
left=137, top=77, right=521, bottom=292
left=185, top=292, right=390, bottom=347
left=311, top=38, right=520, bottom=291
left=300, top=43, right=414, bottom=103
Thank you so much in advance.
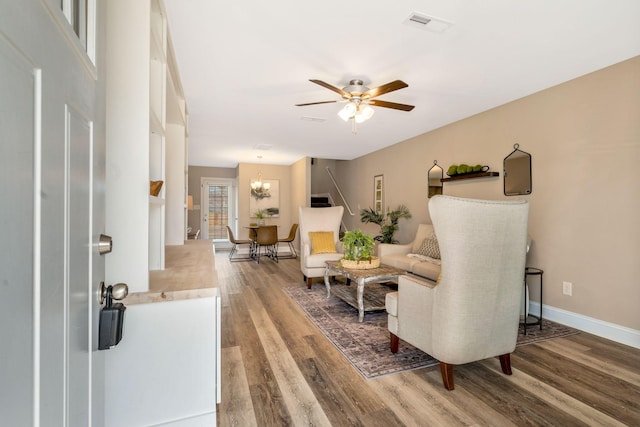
left=377, top=223, right=441, bottom=281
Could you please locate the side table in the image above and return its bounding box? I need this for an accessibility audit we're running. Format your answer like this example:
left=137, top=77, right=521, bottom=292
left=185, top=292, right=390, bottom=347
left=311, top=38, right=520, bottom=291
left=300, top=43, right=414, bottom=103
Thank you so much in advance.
left=521, top=267, right=543, bottom=335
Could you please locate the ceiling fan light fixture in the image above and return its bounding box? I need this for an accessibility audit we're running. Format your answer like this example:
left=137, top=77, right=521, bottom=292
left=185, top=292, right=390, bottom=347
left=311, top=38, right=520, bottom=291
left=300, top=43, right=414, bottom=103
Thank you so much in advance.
left=355, top=105, right=375, bottom=123
left=298, top=78, right=414, bottom=130
left=338, top=103, right=357, bottom=121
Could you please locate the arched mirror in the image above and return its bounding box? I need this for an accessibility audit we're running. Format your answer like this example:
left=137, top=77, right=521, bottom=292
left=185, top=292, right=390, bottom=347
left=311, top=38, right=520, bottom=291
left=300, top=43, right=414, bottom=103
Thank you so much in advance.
left=428, top=160, right=443, bottom=198
left=503, top=144, right=532, bottom=196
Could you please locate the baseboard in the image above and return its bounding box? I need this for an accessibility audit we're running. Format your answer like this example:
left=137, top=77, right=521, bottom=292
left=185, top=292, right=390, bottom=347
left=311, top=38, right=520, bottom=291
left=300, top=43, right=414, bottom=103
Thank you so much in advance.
left=529, top=301, right=640, bottom=349
left=153, top=411, right=216, bottom=426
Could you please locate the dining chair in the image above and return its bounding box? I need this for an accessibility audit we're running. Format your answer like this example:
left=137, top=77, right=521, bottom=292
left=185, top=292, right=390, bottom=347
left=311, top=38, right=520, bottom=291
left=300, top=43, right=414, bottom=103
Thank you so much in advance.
left=277, top=223, right=298, bottom=258
left=255, top=225, right=278, bottom=263
left=226, top=226, right=253, bottom=261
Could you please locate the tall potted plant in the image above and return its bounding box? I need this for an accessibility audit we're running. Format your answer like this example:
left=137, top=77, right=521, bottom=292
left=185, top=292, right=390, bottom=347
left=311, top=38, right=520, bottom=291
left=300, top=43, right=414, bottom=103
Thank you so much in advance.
left=360, top=204, right=412, bottom=243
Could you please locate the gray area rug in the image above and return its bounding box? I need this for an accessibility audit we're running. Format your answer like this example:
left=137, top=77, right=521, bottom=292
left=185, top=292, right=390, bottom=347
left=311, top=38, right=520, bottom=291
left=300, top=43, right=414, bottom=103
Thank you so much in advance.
left=283, top=284, right=580, bottom=379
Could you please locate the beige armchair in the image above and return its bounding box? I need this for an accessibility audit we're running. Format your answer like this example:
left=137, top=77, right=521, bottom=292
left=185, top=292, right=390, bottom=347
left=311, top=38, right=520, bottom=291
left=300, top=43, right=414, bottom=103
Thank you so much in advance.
left=386, top=196, right=529, bottom=390
left=299, top=206, right=344, bottom=288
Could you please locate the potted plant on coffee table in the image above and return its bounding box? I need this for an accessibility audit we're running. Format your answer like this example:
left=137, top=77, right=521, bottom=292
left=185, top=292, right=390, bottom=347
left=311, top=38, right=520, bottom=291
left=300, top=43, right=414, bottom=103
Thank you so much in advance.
left=340, top=229, right=379, bottom=269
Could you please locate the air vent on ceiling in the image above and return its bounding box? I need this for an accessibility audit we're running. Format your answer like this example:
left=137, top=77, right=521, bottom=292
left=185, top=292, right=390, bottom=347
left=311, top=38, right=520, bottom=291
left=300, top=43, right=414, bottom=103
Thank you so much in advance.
left=403, top=12, right=453, bottom=33
left=253, top=144, right=272, bottom=151
left=300, top=116, right=326, bottom=123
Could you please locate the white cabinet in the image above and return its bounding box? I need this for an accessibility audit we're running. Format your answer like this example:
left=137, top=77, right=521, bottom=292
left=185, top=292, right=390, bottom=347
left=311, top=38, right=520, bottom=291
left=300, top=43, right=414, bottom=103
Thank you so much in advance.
left=105, top=292, right=220, bottom=426
left=106, top=0, right=187, bottom=291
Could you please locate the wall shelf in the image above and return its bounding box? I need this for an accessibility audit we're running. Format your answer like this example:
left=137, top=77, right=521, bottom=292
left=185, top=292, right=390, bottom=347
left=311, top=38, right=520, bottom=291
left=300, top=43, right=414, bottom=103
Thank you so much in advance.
left=149, top=196, right=165, bottom=205
left=441, top=171, right=499, bottom=182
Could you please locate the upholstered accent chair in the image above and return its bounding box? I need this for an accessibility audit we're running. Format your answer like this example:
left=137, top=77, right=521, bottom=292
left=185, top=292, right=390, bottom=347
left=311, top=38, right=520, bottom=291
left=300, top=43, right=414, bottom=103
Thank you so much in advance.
left=298, top=206, right=344, bottom=288
left=386, top=196, right=529, bottom=390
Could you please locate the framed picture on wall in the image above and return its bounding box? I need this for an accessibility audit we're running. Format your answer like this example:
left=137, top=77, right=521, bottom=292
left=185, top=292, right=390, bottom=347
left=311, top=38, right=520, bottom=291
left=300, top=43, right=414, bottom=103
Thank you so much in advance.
left=250, top=179, right=280, bottom=217
left=374, top=174, right=384, bottom=213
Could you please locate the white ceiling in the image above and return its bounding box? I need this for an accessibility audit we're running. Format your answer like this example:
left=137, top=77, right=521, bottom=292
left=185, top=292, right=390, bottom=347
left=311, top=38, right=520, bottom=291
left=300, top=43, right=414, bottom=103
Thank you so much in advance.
left=163, top=0, right=640, bottom=168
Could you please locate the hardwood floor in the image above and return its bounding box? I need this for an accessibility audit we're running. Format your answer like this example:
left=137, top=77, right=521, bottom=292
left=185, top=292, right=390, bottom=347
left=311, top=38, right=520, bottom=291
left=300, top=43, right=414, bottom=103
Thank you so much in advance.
left=215, top=253, right=640, bottom=426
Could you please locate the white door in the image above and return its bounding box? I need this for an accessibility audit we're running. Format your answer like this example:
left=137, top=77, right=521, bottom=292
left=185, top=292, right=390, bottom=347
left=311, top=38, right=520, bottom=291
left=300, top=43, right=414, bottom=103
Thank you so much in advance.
left=201, top=178, right=236, bottom=246
left=0, top=1, right=106, bottom=425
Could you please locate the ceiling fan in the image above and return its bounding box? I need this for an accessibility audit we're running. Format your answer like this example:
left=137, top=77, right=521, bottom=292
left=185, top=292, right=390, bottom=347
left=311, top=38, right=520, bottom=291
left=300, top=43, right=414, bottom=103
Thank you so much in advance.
left=295, top=79, right=414, bottom=130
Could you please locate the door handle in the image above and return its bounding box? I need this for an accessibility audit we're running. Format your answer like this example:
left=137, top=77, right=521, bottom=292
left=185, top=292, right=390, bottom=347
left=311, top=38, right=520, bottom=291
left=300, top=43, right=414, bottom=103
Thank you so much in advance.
left=100, top=282, right=128, bottom=304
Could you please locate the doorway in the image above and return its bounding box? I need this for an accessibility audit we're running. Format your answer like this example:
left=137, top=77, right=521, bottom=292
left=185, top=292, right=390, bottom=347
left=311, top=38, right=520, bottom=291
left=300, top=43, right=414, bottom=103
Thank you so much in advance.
left=201, top=178, right=236, bottom=247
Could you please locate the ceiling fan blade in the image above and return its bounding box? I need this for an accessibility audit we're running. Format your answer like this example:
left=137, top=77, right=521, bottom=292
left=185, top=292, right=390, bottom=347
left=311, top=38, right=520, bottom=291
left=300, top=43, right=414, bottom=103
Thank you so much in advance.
left=309, top=79, right=349, bottom=97
left=295, top=100, right=338, bottom=107
left=363, top=80, right=408, bottom=99
left=368, top=99, right=415, bottom=111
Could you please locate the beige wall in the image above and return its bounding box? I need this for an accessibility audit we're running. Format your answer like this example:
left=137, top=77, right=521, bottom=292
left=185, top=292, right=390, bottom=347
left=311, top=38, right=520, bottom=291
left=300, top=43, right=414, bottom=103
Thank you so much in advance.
left=335, top=56, right=640, bottom=330
left=290, top=157, right=310, bottom=213
left=310, top=158, right=353, bottom=215
left=289, top=157, right=311, bottom=250
left=310, top=158, right=337, bottom=194
left=238, top=162, right=293, bottom=240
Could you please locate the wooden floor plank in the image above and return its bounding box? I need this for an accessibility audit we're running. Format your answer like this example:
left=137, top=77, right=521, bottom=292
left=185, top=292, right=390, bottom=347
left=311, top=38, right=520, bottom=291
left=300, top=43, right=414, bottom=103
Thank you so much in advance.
left=219, top=347, right=258, bottom=427
left=514, top=345, right=640, bottom=425
left=481, top=358, right=627, bottom=427
left=417, top=368, right=518, bottom=427
left=253, top=286, right=322, bottom=361
left=248, top=305, right=332, bottom=426
left=302, top=334, right=401, bottom=422
left=454, top=362, right=587, bottom=426
left=294, top=356, right=368, bottom=427
left=226, top=292, right=292, bottom=426
left=537, top=337, right=640, bottom=388
left=371, top=371, right=486, bottom=426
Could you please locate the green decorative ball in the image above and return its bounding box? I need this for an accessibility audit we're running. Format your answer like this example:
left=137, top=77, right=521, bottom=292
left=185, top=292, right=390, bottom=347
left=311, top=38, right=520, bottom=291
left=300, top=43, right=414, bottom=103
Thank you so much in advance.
left=457, top=164, right=470, bottom=174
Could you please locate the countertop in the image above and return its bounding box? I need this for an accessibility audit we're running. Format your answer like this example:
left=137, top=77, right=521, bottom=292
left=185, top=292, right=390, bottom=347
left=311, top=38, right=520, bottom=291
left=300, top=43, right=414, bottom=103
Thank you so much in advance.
left=125, top=240, right=218, bottom=305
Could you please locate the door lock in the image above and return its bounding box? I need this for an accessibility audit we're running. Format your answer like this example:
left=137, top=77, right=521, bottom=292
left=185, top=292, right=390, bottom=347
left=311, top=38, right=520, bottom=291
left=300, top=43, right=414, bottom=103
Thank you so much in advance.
left=98, top=282, right=129, bottom=350
left=98, top=234, right=113, bottom=255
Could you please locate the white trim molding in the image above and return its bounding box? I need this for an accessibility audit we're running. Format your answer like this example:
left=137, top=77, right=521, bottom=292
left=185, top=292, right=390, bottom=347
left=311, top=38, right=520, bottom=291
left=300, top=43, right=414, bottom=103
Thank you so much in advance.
left=530, top=301, right=640, bottom=350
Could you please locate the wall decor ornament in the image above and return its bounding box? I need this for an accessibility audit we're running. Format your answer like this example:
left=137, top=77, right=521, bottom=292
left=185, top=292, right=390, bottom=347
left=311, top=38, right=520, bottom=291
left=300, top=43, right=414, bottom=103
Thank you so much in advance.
left=503, top=143, right=532, bottom=196
left=250, top=179, right=280, bottom=217
left=427, top=160, right=443, bottom=198
left=446, top=164, right=490, bottom=177
left=373, top=175, right=384, bottom=213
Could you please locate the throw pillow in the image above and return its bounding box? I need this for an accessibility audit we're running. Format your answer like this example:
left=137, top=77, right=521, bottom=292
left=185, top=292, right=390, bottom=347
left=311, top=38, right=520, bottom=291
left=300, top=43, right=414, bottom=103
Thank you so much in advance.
left=417, top=235, right=440, bottom=260
left=309, top=231, right=336, bottom=254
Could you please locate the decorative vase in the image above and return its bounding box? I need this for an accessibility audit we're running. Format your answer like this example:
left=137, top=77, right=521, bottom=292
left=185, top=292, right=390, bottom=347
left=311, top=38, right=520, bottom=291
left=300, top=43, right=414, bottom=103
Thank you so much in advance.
left=150, top=180, right=163, bottom=196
